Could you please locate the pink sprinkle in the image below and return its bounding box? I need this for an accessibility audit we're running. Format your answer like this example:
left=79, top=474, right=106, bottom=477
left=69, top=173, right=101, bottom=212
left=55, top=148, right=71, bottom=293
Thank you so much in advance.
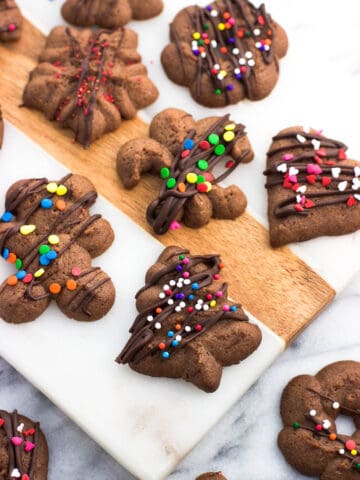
left=182, top=271, right=190, bottom=279
left=71, top=267, right=82, bottom=277
left=206, top=294, right=213, bottom=300
left=213, top=274, right=220, bottom=280
left=282, top=153, right=294, bottom=161
left=288, top=175, right=298, bottom=183
left=216, top=291, right=223, bottom=298
left=300, top=195, right=306, bottom=205
left=187, top=307, right=194, bottom=313
left=24, top=441, right=36, bottom=452
left=23, top=273, right=33, bottom=284
left=223, top=305, right=230, bottom=312
left=316, top=129, right=324, bottom=135
left=228, top=18, right=236, bottom=26
left=7, top=23, right=16, bottom=32
left=11, top=436, right=23, bottom=446
left=182, top=258, right=190, bottom=265
left=306, top=164, right=322, bottom=175
left=169, top=220, right=181, bottom=231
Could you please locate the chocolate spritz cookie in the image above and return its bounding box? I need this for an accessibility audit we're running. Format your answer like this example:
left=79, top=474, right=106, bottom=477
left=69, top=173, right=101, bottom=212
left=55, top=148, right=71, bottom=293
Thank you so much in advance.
left=197, top=473, right=227, bottom=480
left=62, top=0, right=164, bottom=29
left=117, top=108, right=254, bottom=234
left=161, top=0, right=288, bottom=107
left=0, top=0, right=22, bottom=42
left=23, top=26, right=158, bottom=147
left=0, top=174, right=115, bottom=323
left=117, top=246, right=261, bottom=392
left=0, top=409, right=48, bottom=480
left=279, top=361, right=360, bottom=479
left=264, top=127, right=360, bottom=247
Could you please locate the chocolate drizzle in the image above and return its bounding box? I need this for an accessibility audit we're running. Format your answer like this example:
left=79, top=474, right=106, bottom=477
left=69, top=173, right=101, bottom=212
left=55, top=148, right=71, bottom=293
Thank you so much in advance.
left=0, top=409, right=39, bottom=479
left=146, top=114, right=248, bottom=234
left=263, top=129, right=360, bottom=217
left=117, top=247, right=248, bottom=364
left=0, top=174, right=110, bottom=317
left=173, top=0, right=274, bottom=100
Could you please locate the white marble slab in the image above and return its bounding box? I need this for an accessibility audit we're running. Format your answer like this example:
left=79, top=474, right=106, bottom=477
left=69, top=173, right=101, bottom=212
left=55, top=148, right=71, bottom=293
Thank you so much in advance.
left=0, top=123, right=284, bottom=480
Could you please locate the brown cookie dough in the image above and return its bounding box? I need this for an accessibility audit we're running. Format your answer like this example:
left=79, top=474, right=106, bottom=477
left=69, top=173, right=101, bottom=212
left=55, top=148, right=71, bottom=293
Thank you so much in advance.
left=0, top=174, right=115, bottom=324
left=278, top=361, right=360, bottom=479
left=0, top=106, right=3, bottom=148
left=117, top=108, right=253, bottom=235
left=0, top=409, right=48, bottom=480
left=0, top=0, right=22, bottom=42
left=161, top=0, right=288, bottom=107
left=264, top=126, right=360, bottom=247
left=23, top=26, right=159, bottom=148
left=61, top=0, right=164, bottom=29
left=117, top=246, right=262, bottom=392
left=196, top=473, right=227, bottom=480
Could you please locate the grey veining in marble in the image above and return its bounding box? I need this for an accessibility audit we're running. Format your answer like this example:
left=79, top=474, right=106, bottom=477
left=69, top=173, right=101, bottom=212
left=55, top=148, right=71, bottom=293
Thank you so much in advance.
left=1, top=272, right=359, bottom=479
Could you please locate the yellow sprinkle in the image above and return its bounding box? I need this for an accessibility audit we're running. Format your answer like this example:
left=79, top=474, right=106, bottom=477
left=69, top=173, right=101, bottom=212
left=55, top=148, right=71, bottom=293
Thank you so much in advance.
left=34, top=268, right=45, bottom=278
left=225, top=123, right=236, bottom=131
left=20, top=225, right=36, bottom=236
left=48, top=234, right=60, bottom=245
left=205, top=181, right=212, bottom=192
left=56, top=185, right=68, bottom=196
left=218, top=23, right=225, bottom=31
left=186, top=172, right=198, bottom=184
left=220, top=69, right=227, bottom=78
left=210, top=300, right=217, bottom=307
left=193, top=32, right=201, bottom=40
left=351, top=449, right=358, bottom=456
left=46, top=182, right=58, bottom=193
left=223, top=131, right=235, bottom=142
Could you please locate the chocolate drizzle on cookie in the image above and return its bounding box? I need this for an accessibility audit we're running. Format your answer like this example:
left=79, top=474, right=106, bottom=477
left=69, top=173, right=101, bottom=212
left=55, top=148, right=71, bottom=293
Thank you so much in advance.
left=174, top=0, right=274, bottom=100
left=118, top=247, right=248, bottom=364
left=147, top=114, right=248, bottom=234
left=263, top=129, right=360, bottom=217
left=0, top=174, right=110, bottom=318
left=0, top=409, right=40, bottom=479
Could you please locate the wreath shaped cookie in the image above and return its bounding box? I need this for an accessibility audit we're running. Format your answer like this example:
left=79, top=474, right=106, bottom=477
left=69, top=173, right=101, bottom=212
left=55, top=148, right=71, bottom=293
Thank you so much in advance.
left=0, top=0, right=22, bottom=42
left=161, top=0, right=288, bottom=107
left=0, top=174, right=115, bottom=324
left=61, top=0, right=164, bottom=29
left=279, top=361, right=360, bottom=479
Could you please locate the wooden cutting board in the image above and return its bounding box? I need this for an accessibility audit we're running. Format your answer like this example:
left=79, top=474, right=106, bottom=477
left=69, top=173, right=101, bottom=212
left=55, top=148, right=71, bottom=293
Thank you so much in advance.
left=0, top=18, right=335, bottom=344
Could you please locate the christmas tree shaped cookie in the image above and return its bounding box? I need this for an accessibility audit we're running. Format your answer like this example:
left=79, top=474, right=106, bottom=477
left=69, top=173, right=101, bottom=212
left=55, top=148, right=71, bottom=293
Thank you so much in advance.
left=264, top=127, right=360, bottom=247
left=0, top=174, right=115, bottom=323
left=117, top=246, right=261, bottom=392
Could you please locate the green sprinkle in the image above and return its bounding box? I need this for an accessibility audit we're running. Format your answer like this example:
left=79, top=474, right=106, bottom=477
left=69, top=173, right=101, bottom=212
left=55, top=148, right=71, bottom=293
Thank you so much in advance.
left=203, top=23, right=209, bottom=30
left=215, top=89, right=222, bottom=95
left=356, top=463, right=360, bottom=470
left=198, top=39, right=204, bottom=46
left=245, top=31, right=252, bottom=38
left=166, top=178, right=176, bottom=189
left=15, top=258, right=22, bottom=270
left=214, top=144, right=226, bottom=156
left=196, top=175, right=205, bottom=184
left=160, top=167, right=170, bottom=179
left=179, top=254, right=185, bottom=260
left=208, top=133, right=220, bottom=145
left=292, top=422, right=300, bottom=430
left=197, top=160, right=208, bottom=171
left=39, top=244, right=50, bottom=255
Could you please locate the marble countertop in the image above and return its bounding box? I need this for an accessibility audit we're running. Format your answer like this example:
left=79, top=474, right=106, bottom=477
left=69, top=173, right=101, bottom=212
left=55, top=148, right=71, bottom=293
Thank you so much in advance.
left=1, top=272, right=359, bottom=480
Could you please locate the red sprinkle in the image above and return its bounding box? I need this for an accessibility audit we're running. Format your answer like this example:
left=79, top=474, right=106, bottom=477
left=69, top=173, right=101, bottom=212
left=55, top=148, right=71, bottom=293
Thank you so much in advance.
left=24, top=428, right=35, bottom=436
left=304, top=199, right=315, bottom=208
left=316, top=148, right=327, bottom=157
left=181, top=149, right=190, bottom=158
left=197, top=183, right=208, bottom=193
left=258, top=15, right=265, bottom=25
left=347, top=196, right=358, bottom=207
left=283, top=178, right=293, bottom=189
left=294, top=204, right=304, bottom=212
left=200, top=140, right=210, bottom=150
left=23, top=274, right=33, bottom=284
left=195, top=324, right=203, bottom=332
left=0, top=418, right=4, bottom=427
left=315, top=424, right=322, bottom=431
left=346, top=439, right=357, bottom=451
left=291, top=183, right=300, bottom=192
left=321, top=176, right=332, bottom=187
left=226, top=160, right=235, bottom=169
left=187, top=307, right=194, bottom=313
left=306, top=175, right=317, bottom=185
left=338, top=149, right=347, bottom=160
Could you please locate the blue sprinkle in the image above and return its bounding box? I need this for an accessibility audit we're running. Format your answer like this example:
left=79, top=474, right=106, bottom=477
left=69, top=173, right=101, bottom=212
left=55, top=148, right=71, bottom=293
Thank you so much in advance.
left=2, top=248, right=9, bottom=260
left=1, top=212, right=13, bottom=223
left=192, top=283, right=199, bottom=290
left=162, top=351, right=170, bottom=359
left=230, top=306, right=237, bottom=312
left=41, top=198, right=53, bottom=209
left=226, top=84, right=235, bottom=91
left=192, top=49, right=200, bottom=56
left=206, top=5, right=212, bottom=11
left=46, top=250, right=58, bottom=261
left=39, top=254, right=50, bottom=266
left=16, top=270, right=26, bottom=280
left=183, top=139, right=195, bottom=150
left=167, top=331, right=174, bottom=338
left=176, top=265, right=183, bottom=272
left=260, top=45, right=266, bottom=51
left=235, top=74, right=242, bottom=80
left=228, top=37, right=235, bottom=44
left=172, top=340, right=179, bottom=347
left=188, top=294, right=195, bottom=301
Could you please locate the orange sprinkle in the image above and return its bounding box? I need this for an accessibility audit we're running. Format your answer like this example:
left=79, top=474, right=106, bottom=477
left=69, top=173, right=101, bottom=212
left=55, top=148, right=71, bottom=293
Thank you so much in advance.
left=267, top=29, right=273, bottom=36
left=198, top=46, right=205, bottom=53
left=7, top=275, right=18, bottom=286
left=8, top=253, right=16, bottom=263
left=204, top=39, right=210, bottom=45
left=178, top=183, right=186, bottom=193
left=49, top=283, right=62, bottom=295
left=218, top=262, right=225, bottom=269
left=158, top=343, right=166, bottom=350
left=223, top=12, right=231, bottom=19
left=56, top=199, right=66, bottom=211
left=265, top=38, right=272, bottom=45
left=220, top=47, right=228, bottom=54
left=155, top=307, right=162, bottom=314
left=329, top=433, right=337, bottom=441
left=66, top=279, right=77, bottom=291
left=175, top=324, right=182, bottom=331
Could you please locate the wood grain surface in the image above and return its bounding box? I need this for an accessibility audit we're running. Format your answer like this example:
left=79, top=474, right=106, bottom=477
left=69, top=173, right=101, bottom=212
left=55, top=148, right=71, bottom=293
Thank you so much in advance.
left=0, top=19, right=335, bottom=344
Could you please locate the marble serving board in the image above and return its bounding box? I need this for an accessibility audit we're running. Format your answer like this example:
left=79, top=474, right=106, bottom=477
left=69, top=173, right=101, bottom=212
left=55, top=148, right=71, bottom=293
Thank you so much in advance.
left=0, top=1, right=359, bottom=479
